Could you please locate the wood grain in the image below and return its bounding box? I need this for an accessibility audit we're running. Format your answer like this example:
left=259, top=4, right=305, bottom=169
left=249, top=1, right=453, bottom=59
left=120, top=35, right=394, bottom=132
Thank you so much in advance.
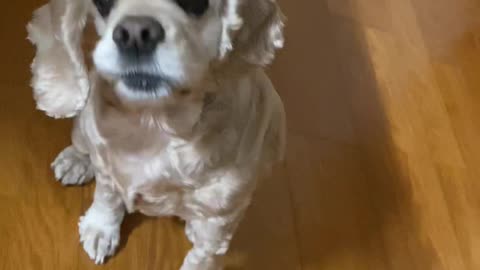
left=2, top=0, right=480, bottom=269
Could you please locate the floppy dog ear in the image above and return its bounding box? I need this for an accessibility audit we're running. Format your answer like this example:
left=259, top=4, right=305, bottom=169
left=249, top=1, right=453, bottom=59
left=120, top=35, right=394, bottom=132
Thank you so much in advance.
left=27, top=0, right=91, bottom=118
left=219, top=0, right=285, bottom=66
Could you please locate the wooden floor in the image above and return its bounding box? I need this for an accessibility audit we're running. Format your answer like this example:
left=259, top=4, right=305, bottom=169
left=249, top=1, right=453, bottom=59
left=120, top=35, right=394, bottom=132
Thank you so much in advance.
left=2, top=0, right=480, bottom=269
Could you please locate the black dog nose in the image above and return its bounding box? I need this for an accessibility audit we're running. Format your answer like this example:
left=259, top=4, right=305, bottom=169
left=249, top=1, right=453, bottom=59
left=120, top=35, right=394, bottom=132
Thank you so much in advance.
left=113, top=16, right=165, bottom=56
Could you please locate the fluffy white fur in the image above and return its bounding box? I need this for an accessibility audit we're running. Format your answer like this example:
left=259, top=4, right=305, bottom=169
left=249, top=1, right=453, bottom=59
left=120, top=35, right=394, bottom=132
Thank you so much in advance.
left=27, top=0, right=286, bottom=269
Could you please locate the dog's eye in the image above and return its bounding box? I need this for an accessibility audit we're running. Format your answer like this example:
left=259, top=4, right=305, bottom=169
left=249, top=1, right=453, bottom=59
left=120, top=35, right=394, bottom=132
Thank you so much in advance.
left=93, top=0, right=116, bottom=18
left=174, top=0, right=209, bottom=17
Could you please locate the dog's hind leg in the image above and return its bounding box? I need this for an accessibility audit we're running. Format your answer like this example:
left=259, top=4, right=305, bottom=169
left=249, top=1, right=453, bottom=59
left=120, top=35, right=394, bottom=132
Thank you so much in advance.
left=51, top=118, right=94, bottom=185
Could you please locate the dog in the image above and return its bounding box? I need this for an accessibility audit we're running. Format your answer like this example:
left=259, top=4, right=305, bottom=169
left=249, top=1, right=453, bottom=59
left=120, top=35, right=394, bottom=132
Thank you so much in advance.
left=27, top=0, right=286, bottom=269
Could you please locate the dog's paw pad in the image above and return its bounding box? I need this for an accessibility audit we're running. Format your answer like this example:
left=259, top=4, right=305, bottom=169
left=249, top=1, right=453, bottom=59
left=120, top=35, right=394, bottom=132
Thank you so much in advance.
left=51, top=146, right=94, bottom=185
left=79, top=214, right=120, bottom=264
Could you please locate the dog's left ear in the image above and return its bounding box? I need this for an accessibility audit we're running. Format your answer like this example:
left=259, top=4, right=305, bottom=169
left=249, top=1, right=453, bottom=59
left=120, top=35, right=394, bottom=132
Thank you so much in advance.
left=27, top=0, right=91, bottom=118
left=219, top=0, right=286, bottom=66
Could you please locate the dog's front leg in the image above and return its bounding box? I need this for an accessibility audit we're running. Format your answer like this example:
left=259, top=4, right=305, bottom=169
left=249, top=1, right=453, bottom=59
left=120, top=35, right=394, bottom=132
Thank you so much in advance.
left=181, top=213, right=244, bottom=270
left=79, top=173, right=125, bottom=264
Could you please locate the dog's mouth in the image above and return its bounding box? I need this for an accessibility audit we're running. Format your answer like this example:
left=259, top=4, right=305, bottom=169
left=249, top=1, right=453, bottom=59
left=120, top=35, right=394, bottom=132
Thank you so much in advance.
left=121, top=72, right=167, bottom=92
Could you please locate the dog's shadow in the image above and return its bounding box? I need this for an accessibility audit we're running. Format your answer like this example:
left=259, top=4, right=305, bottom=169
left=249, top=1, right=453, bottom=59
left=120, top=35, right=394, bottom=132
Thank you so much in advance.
left=222, top=0, right=439, bottom=268
left=117, top=212, right=151, bottom=253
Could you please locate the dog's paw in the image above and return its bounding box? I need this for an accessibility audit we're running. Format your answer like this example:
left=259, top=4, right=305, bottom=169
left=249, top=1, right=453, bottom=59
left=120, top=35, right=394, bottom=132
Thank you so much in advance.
left=185, top=222, right=195, bottom=243
left=180, top=249, right=222, bottom=270
left=79, top=212, right=120, bottom=264
left=51, top=146, right=94, bottom=185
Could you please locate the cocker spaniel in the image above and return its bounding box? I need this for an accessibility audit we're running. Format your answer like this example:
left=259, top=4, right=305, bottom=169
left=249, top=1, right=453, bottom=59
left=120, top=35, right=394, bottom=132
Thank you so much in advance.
left=27, top=0, right=286, bottom=269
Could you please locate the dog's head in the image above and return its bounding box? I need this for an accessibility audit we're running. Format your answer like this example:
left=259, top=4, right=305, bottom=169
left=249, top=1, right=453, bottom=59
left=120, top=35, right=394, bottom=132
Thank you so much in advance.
left=28, top=0, right=285, bottom=116
left=91, top=0, right=285, bottom=101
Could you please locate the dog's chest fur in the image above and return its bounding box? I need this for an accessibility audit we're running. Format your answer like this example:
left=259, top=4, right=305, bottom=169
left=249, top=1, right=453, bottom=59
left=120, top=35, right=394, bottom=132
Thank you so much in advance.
left=93, top=96, right=222, bottom=217
left=78, top=71, right=284, bottom=219
left=80, top=78, right=248, bottom=218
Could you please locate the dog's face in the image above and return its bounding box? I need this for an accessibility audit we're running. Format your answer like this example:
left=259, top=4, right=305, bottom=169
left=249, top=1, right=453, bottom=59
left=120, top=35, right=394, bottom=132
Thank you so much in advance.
left=92, top=0, right=224, bottom=100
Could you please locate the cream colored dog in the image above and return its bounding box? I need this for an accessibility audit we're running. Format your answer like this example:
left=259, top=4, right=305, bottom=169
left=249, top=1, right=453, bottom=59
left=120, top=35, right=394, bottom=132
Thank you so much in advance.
left=27, top=0, right=286, bottom=269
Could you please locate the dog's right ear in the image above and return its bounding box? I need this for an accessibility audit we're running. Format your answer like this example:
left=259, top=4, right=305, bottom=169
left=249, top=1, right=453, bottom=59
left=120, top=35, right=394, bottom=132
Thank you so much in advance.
left=27, top=0, right=91, bottom=118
